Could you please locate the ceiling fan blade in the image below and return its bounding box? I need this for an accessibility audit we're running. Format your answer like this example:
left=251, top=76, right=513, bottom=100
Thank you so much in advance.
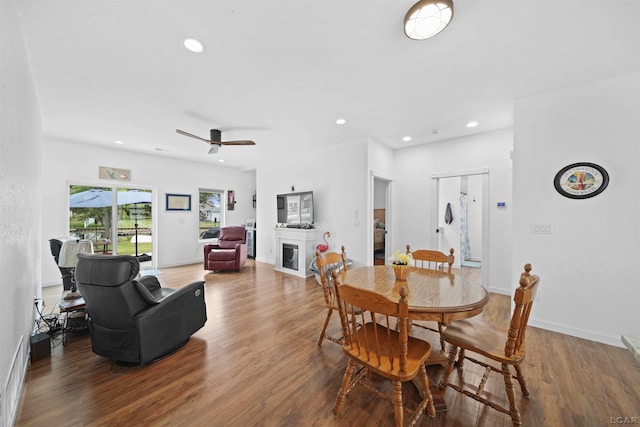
left=221, top=140, right=256, bottom=146
left=176, top=129, right=213, bottom=144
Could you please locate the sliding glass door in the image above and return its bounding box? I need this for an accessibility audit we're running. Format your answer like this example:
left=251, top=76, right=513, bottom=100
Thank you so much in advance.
left=68, top=184, right=154, bottom=266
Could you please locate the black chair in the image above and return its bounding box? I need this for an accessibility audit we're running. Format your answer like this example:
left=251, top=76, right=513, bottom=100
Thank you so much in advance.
left=75, top=253, right=207, bottom=364
left=49, top=237, right=75, bottom=290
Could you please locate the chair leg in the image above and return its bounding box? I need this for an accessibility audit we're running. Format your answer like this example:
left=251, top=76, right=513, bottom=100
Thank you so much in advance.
left=417, top=365, right=436, bottom=418
left=437, top=322, right=446, bottom=352
left=456, top=348, right=466, bottom=367
left=333, top=359, right=357, bottom=416
left=502, top=363, right=522, bottom=426
left=317, top=308, right=333, bottom=346
left=438, top=344, right=459, bottom=390
left=391, top=380, right=404, bottom=427
left=514, top=364, right=530, bottom=397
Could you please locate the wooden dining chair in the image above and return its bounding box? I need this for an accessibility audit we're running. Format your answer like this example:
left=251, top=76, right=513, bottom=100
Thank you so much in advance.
left=315, top=246, right=348, bottom=346
left=332, top=271, right=436, bottom=427
left=406, top=245, right=454, bottom=274
left=405, top=245, right=455, bottom=354
left=438, top=263, right=540, bottom=426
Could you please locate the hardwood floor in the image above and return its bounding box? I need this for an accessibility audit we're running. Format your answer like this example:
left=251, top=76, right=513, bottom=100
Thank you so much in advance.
left=18, top=261, right=640, bottom=426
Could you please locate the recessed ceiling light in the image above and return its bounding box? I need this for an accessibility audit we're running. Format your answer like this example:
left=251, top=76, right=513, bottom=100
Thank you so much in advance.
left=336, top=118, right=346, bottom=125
left=402, top=136, right=412, bottom=142
left=114, top=140, right=124, bottom=145
left=431, top=129, right=440, bottom=134
left=218, top=159, right=225, bottom=163
left=466, top=121, right=479, bottom=128
left=182, top=38, right=205, bottom=53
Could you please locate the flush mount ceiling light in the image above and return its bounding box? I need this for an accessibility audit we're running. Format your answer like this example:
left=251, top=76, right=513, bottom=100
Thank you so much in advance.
left=404, top=0, right=454, bottom=40
left=402, top=136, right=412, bottom=142
left=182, top=38, right=205, bottom=53
left=466, top=121, right=479, bottom=128
left=336, top=118, right=346, bottom=125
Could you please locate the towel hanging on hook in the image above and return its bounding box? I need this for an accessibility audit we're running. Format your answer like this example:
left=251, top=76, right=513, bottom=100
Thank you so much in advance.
left=445, top=202, right=453, bottom=225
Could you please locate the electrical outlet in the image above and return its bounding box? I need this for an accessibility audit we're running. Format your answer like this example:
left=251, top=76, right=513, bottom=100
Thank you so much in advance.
left=530, top=224, right=552, bottom=234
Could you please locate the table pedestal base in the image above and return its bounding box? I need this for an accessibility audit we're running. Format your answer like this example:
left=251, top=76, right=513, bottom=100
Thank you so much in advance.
left=413, top=357, right=449, bottom=412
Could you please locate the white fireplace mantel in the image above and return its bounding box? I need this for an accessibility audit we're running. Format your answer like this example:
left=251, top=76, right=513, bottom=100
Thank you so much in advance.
left=274, top=227, right=317, bottom=278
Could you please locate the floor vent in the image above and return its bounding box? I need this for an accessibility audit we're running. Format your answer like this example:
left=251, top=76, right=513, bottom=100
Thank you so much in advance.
left=1, top=337, right=28, bottom=427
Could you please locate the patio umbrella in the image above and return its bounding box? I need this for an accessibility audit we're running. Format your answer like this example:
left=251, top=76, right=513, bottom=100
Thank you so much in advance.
left=69, top=189, right=151, bottom=207
left=69, top=189, right=152, bottom=260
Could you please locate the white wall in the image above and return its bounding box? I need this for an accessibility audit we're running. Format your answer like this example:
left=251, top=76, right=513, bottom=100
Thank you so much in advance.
left=256, top=138, right=371, bottom=267
left=513, top=71, right=640, bottom=347
left=41, top=140, right=255, bottom=284
left=392, top=129, right=514, bottom=294
left=368, top=138, right=395, bottom=264
left=0, top=0, right=42, bottom=424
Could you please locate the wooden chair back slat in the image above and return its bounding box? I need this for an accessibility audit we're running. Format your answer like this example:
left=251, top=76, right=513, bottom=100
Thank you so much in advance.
left=315, top=246, right=348, bottom=346
left=438, top=263, right=540, bottom=426
left=335, top=279, right=411, bottom=375
left=506, top=263, right=539, bottom=357
left=316, top=246, right=347, bottom=308
left=406, top=245, right=454, bottom=274
left=331, top=271, right=436, bottom=425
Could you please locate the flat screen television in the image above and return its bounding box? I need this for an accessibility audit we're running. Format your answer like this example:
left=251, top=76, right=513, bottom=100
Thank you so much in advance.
left=277, top=191, right=314, bottom=226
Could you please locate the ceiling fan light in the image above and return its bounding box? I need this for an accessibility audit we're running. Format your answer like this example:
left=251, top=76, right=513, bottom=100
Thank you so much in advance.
left=208, top=145, right=220, bottom=154
left=404, top=0, right=454, bottom=40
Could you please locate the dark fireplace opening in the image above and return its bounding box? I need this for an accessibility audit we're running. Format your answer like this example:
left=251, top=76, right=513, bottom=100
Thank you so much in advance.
left=282, top=243, right=299, bottom=271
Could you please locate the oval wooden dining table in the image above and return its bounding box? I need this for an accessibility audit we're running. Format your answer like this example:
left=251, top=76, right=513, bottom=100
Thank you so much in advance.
left=337, top=265, right=489, bottom=323
left=336, top=265, right=490, bottom=411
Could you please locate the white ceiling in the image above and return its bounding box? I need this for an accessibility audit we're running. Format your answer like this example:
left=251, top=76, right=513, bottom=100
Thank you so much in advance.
left=17, top=0, right=640, bottom=170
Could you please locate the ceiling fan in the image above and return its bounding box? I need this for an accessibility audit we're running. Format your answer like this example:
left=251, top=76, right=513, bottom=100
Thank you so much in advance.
left=176, top=129, right=256, bottom=154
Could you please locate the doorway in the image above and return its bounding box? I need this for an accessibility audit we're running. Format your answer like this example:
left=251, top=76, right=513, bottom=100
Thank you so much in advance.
left=432, top=169, right=488, bottom=286
left=373, top=177, right=390, bottom=265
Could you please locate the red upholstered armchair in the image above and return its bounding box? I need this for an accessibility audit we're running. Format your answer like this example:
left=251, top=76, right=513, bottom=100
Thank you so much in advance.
left=203, top=226, right=248, bottom=272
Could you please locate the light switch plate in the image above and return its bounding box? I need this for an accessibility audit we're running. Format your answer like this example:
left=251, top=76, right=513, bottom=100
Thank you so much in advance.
left=530, top=224, right=552, bottom=234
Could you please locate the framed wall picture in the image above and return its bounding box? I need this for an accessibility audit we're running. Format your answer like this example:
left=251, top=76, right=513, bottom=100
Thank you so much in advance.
left=166, top=193, right=191, bottom=211
left=99, top=166, right=131, bottom=181
left=227, top=190, right=235, bottom=211
left=553, top=162, right=609, bottom=199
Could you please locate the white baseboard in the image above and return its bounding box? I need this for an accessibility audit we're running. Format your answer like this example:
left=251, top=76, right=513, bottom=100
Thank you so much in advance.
left=487, top=286, right=511, bottom=296
left=1, top=336, right=28, bottom=427
left=42, top=280, right=62, bottom=288
left=622, top=335, right=640, bottom=363
left=529, top=318, right=625, bottom=348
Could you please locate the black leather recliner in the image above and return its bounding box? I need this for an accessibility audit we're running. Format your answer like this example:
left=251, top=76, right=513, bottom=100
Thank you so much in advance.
left=75, top=253, right=207, bottom=364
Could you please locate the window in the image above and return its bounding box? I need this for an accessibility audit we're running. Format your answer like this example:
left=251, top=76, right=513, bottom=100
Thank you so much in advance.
left=68, top=185, right=153, bottom=260
left=199, top=189, right=223, bottom=240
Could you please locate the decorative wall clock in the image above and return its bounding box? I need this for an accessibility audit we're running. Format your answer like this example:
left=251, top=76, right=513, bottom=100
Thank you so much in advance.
left=553, top=162, right=609, bottom=199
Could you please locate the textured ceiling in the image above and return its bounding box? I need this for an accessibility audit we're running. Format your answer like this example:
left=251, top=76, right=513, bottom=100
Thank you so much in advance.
left=17, top=0, right=640, bottom=169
